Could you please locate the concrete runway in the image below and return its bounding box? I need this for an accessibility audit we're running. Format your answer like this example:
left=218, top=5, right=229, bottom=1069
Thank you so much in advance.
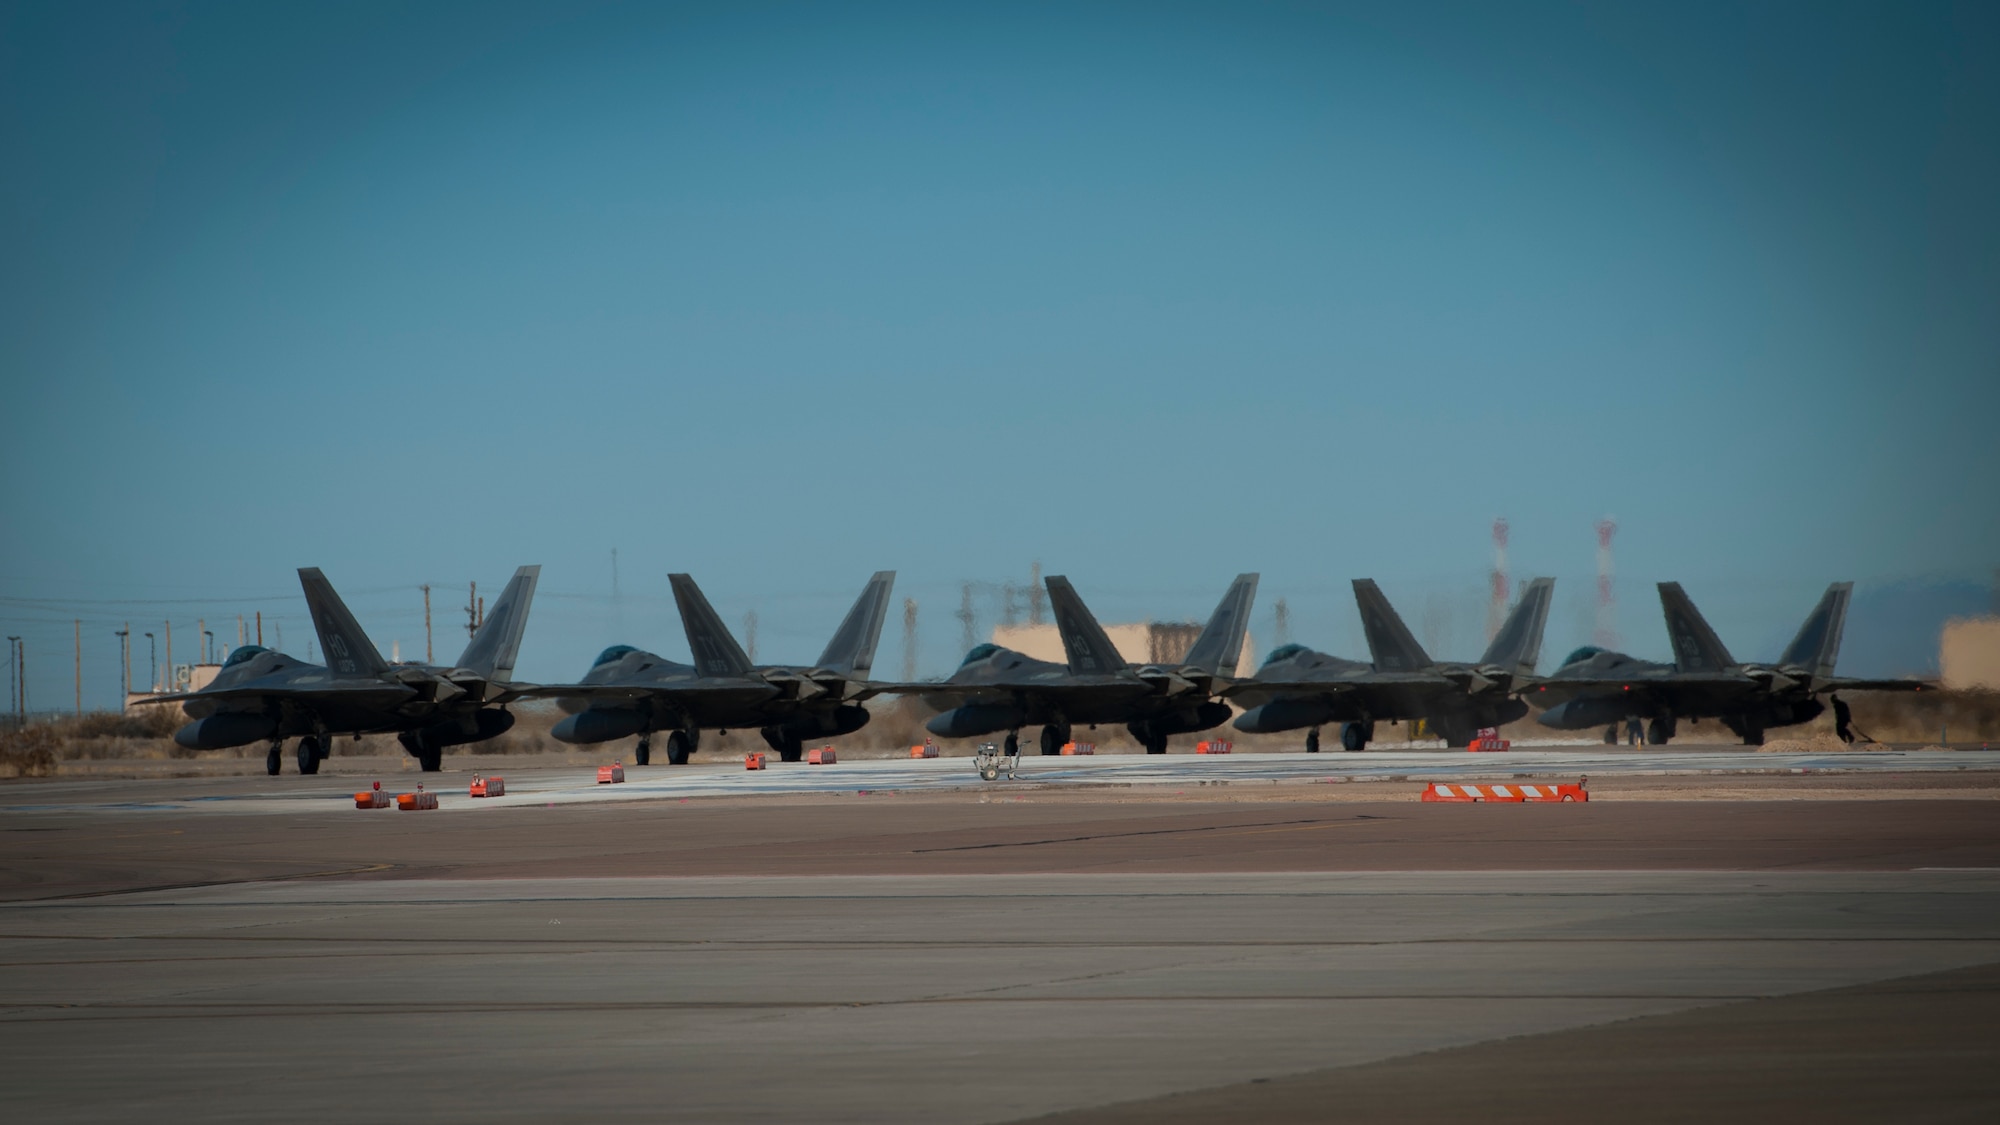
left=4, top=757, right=1999, bottom=1122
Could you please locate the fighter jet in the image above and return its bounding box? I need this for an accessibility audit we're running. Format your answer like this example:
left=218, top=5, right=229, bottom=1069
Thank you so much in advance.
left=1532, top=581, right=1927, bottom=745
left=888, top=573, right=1258, bottom=755
left=543, top=571, right=894, bottom=764
left=149, top=566, right=541, bottom=774
left=1227, top=577, right=1555, bottom=750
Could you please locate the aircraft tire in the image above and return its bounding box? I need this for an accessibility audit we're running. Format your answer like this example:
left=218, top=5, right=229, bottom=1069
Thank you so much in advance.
left=1340, top=722, right=1367, bottom=752
left=419, top=747, right=443, bottom=772
left=297, top=737, right=322, bottom=776
left=1145, top=734, right=1167, bottom=755
left=779, top=736, right=804, bottom=763
left=666, top=730, right=692, bottom=766
left=266, top=746, right=282, bottom=776
left=1603, top=725, right=1619, bottom=745
left=633, top=736, right=651, bottom=767
left=1305, top=729, right=1319, bottom=754
left=1040, top=725, right=1068, bottom=756
left=1741, top=724, right=1764, bottom=747
left=1646, top=718, right=1672, bottom=746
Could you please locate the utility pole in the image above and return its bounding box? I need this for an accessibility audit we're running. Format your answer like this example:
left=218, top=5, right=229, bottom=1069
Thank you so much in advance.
left=198, top=619, right=206, bottom=664
left=255, top=611, right=262, bottom=646
left=164, top=621, right=172, bottom=690
left=901, top=597, right=919, bottom=681
left=74, top=618, right=81, bottom=714
left=422, top=585, right=432, bottom=663
left=465, top=582, right=480, bottom=639
left=144, top=633, right=155, bottom=692
left=957, top=584, right=976, bottom=655
left=236, top=615, right=244, bottom=649
left=1273, top=598, right=1290, bottom=648
left=115, top=625, right=130, bottom=703
left=6, top=637, right=19, bottom=723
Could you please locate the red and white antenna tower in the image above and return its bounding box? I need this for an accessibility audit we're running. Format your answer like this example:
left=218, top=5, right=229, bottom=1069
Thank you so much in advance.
left=1486, top=518, right=1510, bottom=641
left=1593, top=518, right=1618, bottom=648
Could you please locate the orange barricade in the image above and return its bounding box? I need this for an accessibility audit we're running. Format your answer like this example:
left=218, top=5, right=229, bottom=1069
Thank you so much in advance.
left=910, top=741, right=939, bottom=759
left=806, top=747, right=837, bottom=765
left=1195, top=740, right=1233, bottom=754
left=1421, top=779, right=1587, bottom=803
left=468, top=775, right=504, bottom=798
left=396, top=786, right=439, bottom=811
left=745, top=752, right=767, bottom=770
left=1060, top=742, right=1095, bottom=755
left=354, top=781, right=390, bottom=809
left=1468, top=738, right=1511, bottom=752
left=596, top=762, right=625, bottom=784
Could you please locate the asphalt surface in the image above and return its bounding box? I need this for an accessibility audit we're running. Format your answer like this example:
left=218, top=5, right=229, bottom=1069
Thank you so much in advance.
left=2, top=755, right=1997, bottom=1122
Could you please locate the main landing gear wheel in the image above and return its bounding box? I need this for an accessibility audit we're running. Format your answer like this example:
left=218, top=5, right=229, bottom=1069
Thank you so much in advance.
left=1039, top=725, right=1069, bottom=756
left=267, top=743, right=283, bottom=776
left=633, top=735, right=652, bottom=767
left=1305, top=728, right=1320, bottom=754
left=666, top=730, right=692, bottom=766
left=1340, top=722, right=1367, bottom=752
left=1603, top=725, right=1619, bottom=745
left=296, top=736, right=323, bottom=776
left=1646, top=718, right=1674, bottom=746
left=1145, top=734, right=1168, bottom=755
left=420, top=746, right=443, bottom=772
left=779, top=735, right=804, bottom=763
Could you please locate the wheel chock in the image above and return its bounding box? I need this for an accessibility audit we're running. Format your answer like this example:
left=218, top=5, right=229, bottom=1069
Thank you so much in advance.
left=1060, top=742, right=1095, bottom=755
left=396, top=785, right=439, bottom=810
left=745, top=752, right=768, bottom=770
left=596, top=762, right=625, bottom=784
left=354, top=781, right=391, bottom=809
left=468, top=775, right=504, bottom=797
left=1196, top=740, right=1233, bottom=754
left=1422, top=778, right=1588, bottom=803
left=910, top=741, right=939, bottom=759
left=806, top=747, right=837, bottom=765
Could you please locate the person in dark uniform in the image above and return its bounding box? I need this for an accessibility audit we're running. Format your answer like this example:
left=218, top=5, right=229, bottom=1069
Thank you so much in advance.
left=1833, top=695, right=1855, bottom=744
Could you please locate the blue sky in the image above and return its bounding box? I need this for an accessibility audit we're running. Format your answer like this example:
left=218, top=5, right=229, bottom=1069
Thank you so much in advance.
left=2, top=1, right=1995, bottom=707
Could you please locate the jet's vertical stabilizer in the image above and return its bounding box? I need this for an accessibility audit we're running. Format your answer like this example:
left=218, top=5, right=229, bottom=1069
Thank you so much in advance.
left=1044, top=576, right=1128, bottom=675
left=670, top=574, right=756, bottom=679
left=456, top=565, right=541, bottom=680
left=1779, top=581, right=1851, bottom=679
left=1352, top=580, right=1433, bottom=672
left=297, top=568, right=390, bottom=679
left=1479, top=577, right=1555, bottom=676
left=1658, top=583, right=1738, bottom=672
left=816, top=571, right=896, bottom=677
left=1182, top=573, right=1260, bottom=676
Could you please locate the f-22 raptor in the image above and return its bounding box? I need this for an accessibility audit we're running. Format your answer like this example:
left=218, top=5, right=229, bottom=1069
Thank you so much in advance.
left=545, top=571, right=895, bottom=764
left=1227, top=578, right=1554, bottom=750
left=894, top=573, right=1259, bottom=756
left=152, top=566, right=541, bottom=774
left=1532, top=581, right=1927, bottom=745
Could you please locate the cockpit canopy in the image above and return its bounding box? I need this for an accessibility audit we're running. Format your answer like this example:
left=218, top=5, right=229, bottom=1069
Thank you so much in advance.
left=960, top=643, right=1001, bottom=667
left=222, top=645, right=268, bottom=669
left=1560, top=645, right=1607, bottom=667
left=593, top=645, right=638, bottom=667
left=1262, top=643, right=1309, bottom=667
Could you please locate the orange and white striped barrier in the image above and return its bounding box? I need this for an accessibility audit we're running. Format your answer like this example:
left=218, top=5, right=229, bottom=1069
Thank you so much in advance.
left=354, top=781, right=390, bottom=809
left=1195, top=740, right=1233, bottom=755
left=1060, top=742, right=1095, bottom=755
left=806, top=747, right=837, bottom=765
left=1422, top=780, right=1587, bottom=803
left=596, top=762, right=625, bottom=784
left=745, top=752, right=767, bottom=770
left=468, top=775, right=504, bottom=798
left=396, top=785, right=439, bottom=811
left=910, top=741, right=939, bottom=759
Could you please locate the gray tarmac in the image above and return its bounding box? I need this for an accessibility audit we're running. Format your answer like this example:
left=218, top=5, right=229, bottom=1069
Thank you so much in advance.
left=3, top=754, right=1999, bottom=1122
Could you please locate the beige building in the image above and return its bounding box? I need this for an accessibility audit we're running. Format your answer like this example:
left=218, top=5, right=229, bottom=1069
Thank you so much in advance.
left=991, top=621, right=1258, bottom=673
left=1942, top=618, right=2000, bottom=691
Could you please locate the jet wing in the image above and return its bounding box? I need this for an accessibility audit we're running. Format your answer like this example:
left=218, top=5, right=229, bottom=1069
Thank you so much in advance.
left=130, top=681, right=419, bottom=707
